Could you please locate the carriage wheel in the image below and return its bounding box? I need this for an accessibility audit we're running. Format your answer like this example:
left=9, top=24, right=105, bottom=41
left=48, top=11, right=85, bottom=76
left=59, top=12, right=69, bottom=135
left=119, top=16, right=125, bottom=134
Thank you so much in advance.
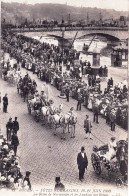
left=91, top=153, right=101, bottom=175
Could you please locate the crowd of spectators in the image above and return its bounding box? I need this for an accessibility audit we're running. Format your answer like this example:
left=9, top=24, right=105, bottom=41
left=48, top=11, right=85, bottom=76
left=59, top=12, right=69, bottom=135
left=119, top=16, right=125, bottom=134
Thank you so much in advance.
left=0, top=118, right=31, bottom=191
left=1, top=30, right=128, bottom=130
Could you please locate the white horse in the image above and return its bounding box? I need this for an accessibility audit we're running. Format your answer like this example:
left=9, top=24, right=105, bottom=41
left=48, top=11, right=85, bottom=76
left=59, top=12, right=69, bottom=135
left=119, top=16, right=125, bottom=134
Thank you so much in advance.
left=51, top=109, right=77, bottom=140
left=51, top=112, right=65, bottom=137
left=41, top=106, right=50, bottom=124
left=7, top=70, right=15, bottom=85
left=12, top=72, right=20, bottom=85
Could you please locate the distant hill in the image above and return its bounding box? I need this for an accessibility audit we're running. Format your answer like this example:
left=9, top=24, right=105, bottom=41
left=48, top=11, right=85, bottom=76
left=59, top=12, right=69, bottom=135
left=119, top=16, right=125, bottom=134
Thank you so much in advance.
left=1, top=2, right=128, bottom=25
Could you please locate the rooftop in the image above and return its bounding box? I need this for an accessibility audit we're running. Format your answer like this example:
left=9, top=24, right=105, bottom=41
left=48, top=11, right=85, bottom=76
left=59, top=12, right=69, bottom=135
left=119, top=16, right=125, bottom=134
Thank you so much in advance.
left=113, top=43, right=128, bottom=50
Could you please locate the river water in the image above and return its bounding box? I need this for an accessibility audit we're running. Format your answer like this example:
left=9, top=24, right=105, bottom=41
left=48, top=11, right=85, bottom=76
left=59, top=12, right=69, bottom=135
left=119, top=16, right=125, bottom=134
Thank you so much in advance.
left=33, top=35, right=113, bottom=67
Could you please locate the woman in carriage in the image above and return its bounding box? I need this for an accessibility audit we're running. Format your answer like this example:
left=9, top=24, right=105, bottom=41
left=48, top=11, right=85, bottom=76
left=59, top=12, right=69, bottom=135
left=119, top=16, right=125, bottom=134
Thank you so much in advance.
left=98, top=137, right=117, bottom=161
left=105, top=137, right=117, bottom=160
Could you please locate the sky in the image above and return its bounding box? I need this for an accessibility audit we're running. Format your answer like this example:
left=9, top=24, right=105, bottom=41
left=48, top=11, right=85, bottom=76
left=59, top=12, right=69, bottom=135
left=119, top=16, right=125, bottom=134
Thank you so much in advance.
left=2, top=0, right=129, bottom=11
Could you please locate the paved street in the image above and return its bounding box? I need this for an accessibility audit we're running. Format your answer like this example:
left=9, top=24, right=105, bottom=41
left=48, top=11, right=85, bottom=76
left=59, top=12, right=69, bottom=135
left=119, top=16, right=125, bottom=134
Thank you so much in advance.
left=0, top=55, right=127, bottom=194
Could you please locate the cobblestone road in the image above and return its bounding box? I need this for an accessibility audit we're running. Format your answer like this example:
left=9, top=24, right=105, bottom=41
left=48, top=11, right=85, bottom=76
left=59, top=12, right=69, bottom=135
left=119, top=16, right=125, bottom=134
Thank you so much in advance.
left=0, top=54, right=128, bottom=195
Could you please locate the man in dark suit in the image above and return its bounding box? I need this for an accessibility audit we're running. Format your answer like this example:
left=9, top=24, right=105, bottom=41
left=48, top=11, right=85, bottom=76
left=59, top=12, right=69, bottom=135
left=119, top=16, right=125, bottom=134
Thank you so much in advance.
left=3, top=93, right=8, bottom=113
left=11, top=132, right=19, bottom=156
left=65, top=88, right=70, bottom=102
left=54, top=177, right=65, bottom=192
left=6, top=117, right=13, bottom=141
left=110, top=77, right=113, bottom=86
left=92, top=103, right=99, bottom=124
left=77, top=146, right=88, bottom=181
left=110, top=109, right=116, bottom=131
left=13, top=117, right=19, bottom=134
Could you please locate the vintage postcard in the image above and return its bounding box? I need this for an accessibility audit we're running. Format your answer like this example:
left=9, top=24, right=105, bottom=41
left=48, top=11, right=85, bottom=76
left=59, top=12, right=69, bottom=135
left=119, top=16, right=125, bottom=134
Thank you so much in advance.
left=0, top=0, right=128, bottom=196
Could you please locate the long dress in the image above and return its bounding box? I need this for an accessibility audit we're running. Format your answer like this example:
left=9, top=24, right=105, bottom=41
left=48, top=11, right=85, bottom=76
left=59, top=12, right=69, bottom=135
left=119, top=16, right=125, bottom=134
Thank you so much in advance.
left=88, top=98, right=92, bottom=110
left=104, top=140, right=117, bottom=160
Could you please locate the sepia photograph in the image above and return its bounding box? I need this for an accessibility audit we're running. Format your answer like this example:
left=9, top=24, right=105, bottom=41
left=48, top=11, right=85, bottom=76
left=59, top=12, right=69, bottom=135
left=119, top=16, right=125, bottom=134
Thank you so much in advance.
left=0, top=0, right=128, bottom=195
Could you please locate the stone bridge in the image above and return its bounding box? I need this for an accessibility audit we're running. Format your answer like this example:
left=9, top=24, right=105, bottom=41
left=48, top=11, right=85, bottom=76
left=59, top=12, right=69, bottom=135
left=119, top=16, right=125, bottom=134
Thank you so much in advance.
left=13, top=27, right=128, bottom=40
left=12, top=27, right=128, bottom=48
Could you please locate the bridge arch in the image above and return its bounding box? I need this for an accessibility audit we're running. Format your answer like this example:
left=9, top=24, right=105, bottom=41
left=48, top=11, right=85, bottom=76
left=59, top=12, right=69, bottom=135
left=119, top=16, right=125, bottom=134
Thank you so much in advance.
left=46, top=34, right=72, bottom=47
left=77, top=32, right=120, bottom=41
left=48, top=34, right=68, bottom=41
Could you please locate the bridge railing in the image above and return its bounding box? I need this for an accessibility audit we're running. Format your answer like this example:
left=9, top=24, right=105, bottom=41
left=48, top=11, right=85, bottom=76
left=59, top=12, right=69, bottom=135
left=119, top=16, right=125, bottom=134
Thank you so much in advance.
left=7, top=26, right=128, bottom=33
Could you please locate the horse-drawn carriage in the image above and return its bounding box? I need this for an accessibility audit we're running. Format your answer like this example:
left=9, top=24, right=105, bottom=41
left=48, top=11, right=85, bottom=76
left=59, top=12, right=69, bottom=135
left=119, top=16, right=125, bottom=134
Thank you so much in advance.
left=91, top=139, right=128, bottom=187
left=17, top=79, right=36, bottom=101
left=27, top=96, right=41, bottom=115
left=6, top=70, right=19, bottom=86
left=1, top=67, right=19, bottom=86
left=27, top=95, right=77, bottom=140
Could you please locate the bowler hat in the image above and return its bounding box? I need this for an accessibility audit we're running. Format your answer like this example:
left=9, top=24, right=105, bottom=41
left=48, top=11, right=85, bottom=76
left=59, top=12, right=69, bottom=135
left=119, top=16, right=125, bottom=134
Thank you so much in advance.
left=26, top=171, right=31, bottom=176
left=55, top=177, right=60, bottom=182
left=81, top=146, right=85, bottom=151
